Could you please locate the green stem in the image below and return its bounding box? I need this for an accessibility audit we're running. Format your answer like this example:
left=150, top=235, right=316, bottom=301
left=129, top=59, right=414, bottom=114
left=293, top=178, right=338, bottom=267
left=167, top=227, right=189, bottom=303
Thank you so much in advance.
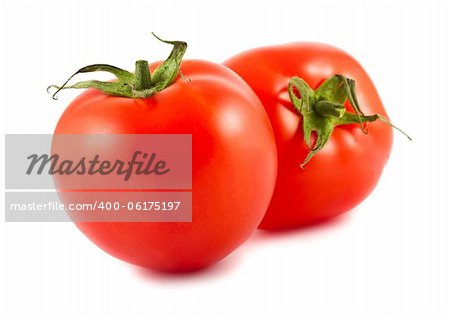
left=134, top=60, right=152, bottom=90
left=48, top=34, right=188, bottom=99
left=313, top=101, right=346, bottom=118
left=289, top=74, right=411, bottom=167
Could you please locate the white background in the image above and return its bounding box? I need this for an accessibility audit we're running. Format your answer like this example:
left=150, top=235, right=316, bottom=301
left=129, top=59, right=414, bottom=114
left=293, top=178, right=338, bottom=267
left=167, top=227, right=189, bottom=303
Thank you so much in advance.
left=1, top=0, right=449, bottom=314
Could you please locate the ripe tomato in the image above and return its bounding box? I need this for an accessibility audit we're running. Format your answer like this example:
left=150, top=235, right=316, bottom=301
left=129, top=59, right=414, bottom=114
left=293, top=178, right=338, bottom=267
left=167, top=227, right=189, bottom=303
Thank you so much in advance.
left=52, top=37, right=277, bottom=271
left=225, top=42, right=401, bottom=230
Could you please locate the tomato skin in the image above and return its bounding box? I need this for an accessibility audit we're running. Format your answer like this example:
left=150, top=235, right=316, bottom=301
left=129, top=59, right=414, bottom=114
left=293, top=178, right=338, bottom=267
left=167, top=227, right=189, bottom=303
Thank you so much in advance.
left=54, top=60, right=277, bottom=271
left=224, top=43, right=393, bottom=230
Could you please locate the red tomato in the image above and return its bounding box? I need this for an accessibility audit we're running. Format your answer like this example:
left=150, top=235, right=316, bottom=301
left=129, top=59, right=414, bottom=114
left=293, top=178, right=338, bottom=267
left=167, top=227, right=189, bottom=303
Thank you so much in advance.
left=52, top=39, right=277, bottom=271
left=225, top=43, right=397, bottom=230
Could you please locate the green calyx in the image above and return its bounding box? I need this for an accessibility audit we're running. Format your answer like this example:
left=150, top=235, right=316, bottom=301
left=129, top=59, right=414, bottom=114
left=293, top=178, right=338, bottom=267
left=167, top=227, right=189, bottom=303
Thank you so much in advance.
left=48, top=33, right=187, bottom=99
left=288, top=75, right=411, bottom=167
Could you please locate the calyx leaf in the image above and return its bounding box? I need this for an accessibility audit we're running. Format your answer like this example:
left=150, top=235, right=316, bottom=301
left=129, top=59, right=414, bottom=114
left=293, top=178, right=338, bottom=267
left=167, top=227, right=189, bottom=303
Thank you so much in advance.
left=48, top=33, right=187, bottom=100
left=288, top=75, right=411, bottom=167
